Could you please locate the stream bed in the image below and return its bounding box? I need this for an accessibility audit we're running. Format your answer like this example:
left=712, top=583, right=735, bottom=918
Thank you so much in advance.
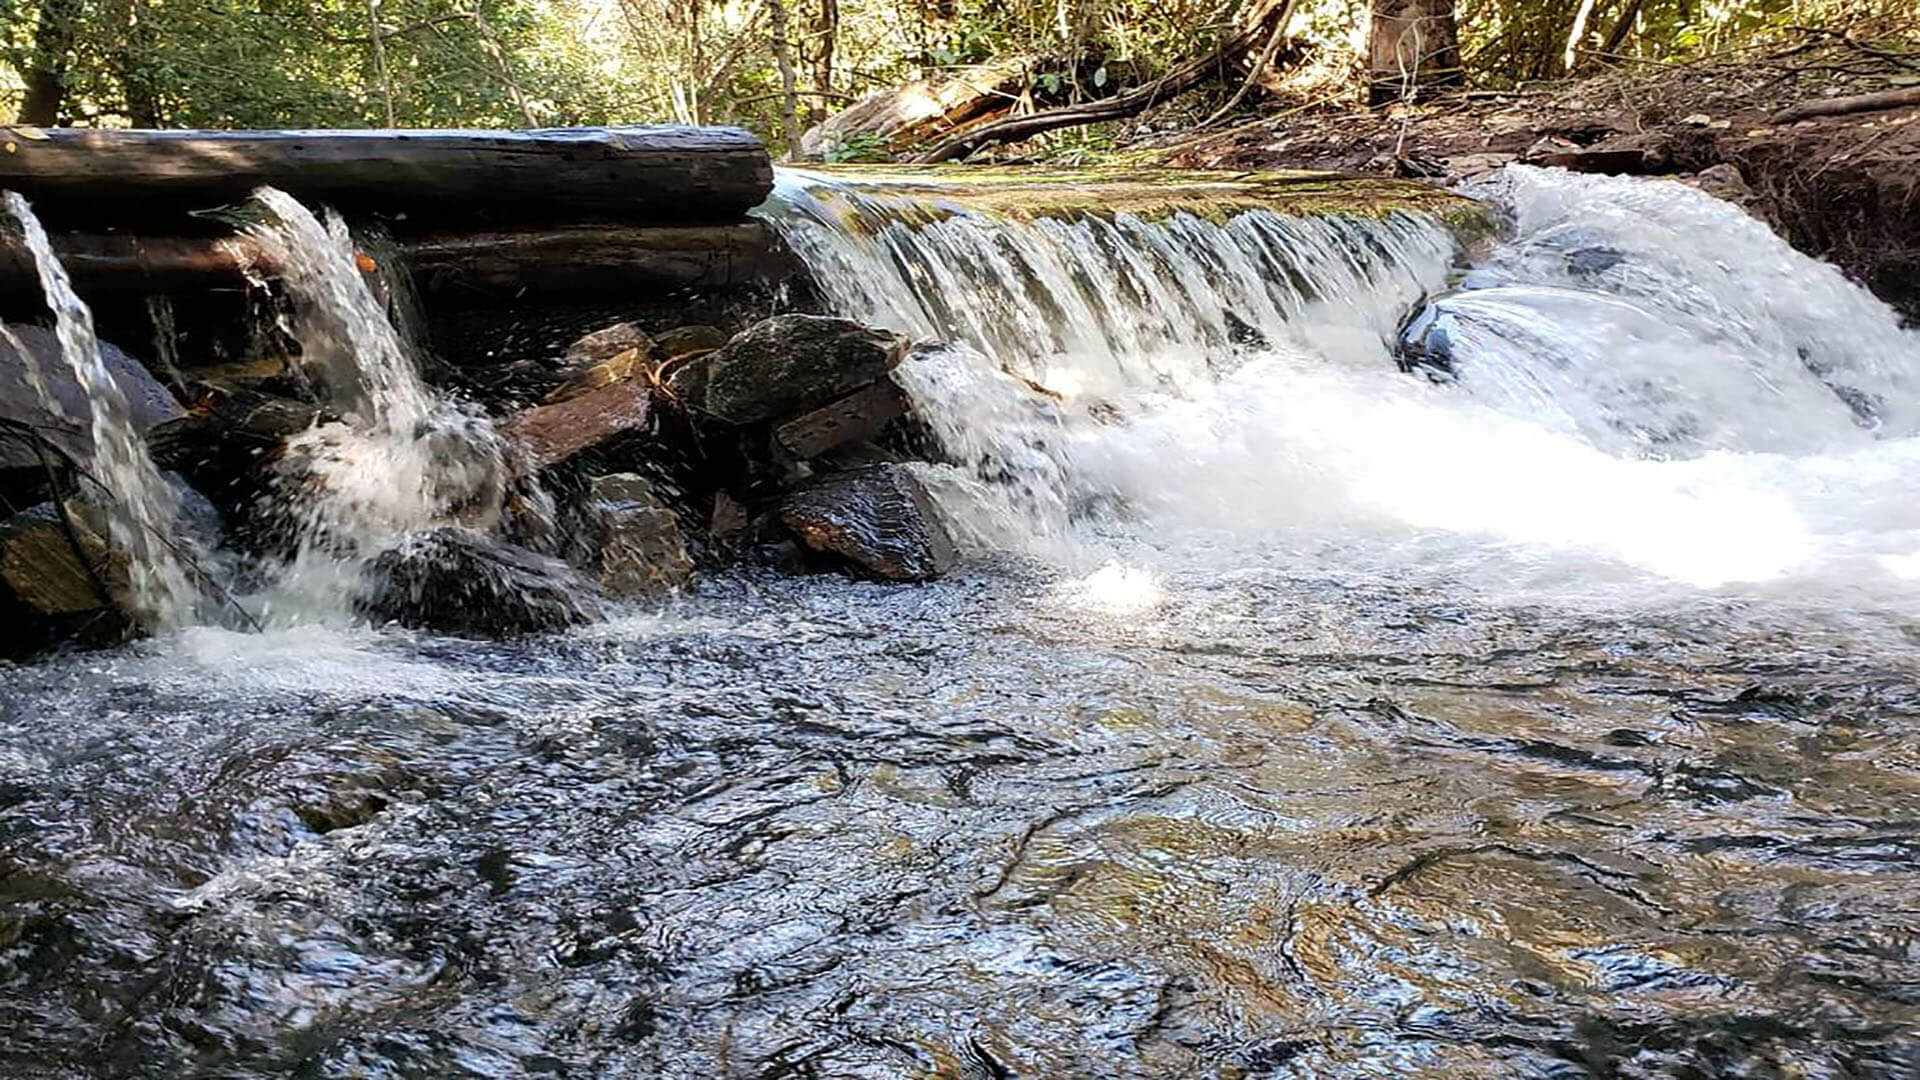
left=5, top=163, right=1920, bottom=1078
left=3, top=564, right=1919, bottom=1077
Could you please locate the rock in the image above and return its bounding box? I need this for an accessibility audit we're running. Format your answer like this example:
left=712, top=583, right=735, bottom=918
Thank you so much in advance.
left=709, top=490, right=749, bottom=547
left=545, top=321, right=658, bottom=405
left=1681, top=163, right=1759, bottom=211
left=0, top=323, right=184, bottom=471
left=677, top=315, right=905, bottom=426
left=773, top=378, right=911, bottom=459
left=566, top=322, right=655, bottom=367
left=0, top=502, right=117, bottom=616
left=779, top=464, right=957, bottom=582
left=501, top=379, right=652, bottom=474
left=359, top=527, right=602, bottom=637
left=654, top=325, right=729, bottom=361
left=0, top=502, right=133, bottom=656
left=543, top=346, right=651, bottom=405
left=1394, top=303, right=1457, bottom=382
left=577, top=473, right=693, bottom=598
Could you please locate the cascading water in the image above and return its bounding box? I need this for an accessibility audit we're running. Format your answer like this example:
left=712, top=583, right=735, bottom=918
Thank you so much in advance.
left=238, top=187, right=508, bottom=624
left=3, top=191, right=199, bottom=629
left=8, top=166, right=1920, bottom=1080
left=761, top=165, right=1920, bottom=599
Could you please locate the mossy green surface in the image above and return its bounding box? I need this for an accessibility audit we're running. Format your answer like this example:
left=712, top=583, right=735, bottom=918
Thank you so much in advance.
left=792, top=164, right=1492, bottom=231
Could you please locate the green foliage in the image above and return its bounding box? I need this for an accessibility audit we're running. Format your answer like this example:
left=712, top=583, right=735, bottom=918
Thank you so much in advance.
left=824, top=131, right=891, bottom=162
left=1, top=0, right=1911, bottom=138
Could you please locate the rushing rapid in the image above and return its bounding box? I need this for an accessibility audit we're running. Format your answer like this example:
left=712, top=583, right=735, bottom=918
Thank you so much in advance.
left=768, top=165, right=1920, bottom=600
left=3, top=166, right=1918, bottom=1079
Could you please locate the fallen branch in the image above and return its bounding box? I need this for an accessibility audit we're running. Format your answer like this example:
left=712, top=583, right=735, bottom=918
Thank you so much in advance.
left=917, top=0, right=1295, bottom=164
left=1769, top=85, right=1920, bottom=125
left=1201, top=0, right=1298, bottom=129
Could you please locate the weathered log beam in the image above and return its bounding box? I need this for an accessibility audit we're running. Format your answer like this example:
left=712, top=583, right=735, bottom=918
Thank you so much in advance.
left=917, top=1, right=1295, bottom=164
left=0, top=222, right=798, bottom=307
left=1769, top=85, right=1920, bottom=126
left=0, top=126, right=773, bottom=228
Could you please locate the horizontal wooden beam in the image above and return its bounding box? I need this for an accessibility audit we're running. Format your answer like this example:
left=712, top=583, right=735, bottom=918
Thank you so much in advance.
left=0, top=126, right=773, bottom=227
left=0, top=222, right=800, bottom=308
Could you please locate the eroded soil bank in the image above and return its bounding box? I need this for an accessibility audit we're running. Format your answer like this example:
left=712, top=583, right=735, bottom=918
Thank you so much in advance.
left=1158, top=56, right=1920, bottom=320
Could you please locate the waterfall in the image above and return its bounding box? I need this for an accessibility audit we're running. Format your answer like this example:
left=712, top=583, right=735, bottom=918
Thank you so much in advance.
left=759, top=166, right=1920, bottom=595
left=238, top=187, right=507, bottom=623
left=3, top=191, right=199, bottom=629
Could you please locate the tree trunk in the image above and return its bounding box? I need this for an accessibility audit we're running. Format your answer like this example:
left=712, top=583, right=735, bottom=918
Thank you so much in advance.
left=810, top=0, right=838, bottom=125
left=1597, top=0, right=1646, bottom=60
left=18, top=0, right=82, bottom=126
left=919, top=0, right=1295, bottom=163
left=1367, top=0, right=1460, bottom=105
left=107, top=0, right=164, bottom=126
left=364, top=0, right=399, bottom=126
left=766, top=0, right=806, bottom=161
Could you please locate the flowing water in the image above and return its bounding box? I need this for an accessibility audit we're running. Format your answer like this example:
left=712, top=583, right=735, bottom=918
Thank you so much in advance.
left=238, top=187, right=509, bottom=624
left=3, top=192, right=198, bottom=629
left=4, top=166, right=1920, bottom=1078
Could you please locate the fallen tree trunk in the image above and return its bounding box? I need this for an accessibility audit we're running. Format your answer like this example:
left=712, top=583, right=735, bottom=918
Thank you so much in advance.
left=1769, top=86, right=1920, bottom=126
left=802, top=57, right=1035, bottom=160
left=0, top=126, right=773, bottom=227
left=0, top=222, right=795, bottom=305
left=917, top=0, right=1295, bottom=164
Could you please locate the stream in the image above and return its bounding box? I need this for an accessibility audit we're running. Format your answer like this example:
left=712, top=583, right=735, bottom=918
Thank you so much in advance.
left=3, top=165, right=1919, bottom=1078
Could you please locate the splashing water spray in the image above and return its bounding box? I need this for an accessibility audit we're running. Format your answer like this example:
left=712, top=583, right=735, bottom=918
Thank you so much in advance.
left=3, top=191, right=200, bottom=630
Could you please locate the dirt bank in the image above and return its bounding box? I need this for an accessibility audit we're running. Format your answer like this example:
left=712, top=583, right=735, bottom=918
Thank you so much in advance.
left=1154, top=54, right=1920, bottom=320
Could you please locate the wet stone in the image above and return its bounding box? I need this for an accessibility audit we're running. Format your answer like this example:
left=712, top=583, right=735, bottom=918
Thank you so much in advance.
left=779, top=463, right=957, bottom=582
left=0, top=323, right=183, bottom=471
left=578, top=473, right=693, bottom=599
left=773, top=377, right=910, bottom=459
left=654, top=324, right=729, bottom=361
left=501, top=379, right=653, bottom=474
left=359, top=527, right=602, bottom=637
left=677, top=315, right=905, bottom=426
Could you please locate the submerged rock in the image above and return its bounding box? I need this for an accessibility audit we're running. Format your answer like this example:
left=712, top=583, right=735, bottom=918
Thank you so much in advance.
left=576, top=473, right=693, bottom=598
left=779, top=464, right=957, bottom=582
left=676, top=315, right=905, bottom=425
left=359, top=527, right=602, bottom=637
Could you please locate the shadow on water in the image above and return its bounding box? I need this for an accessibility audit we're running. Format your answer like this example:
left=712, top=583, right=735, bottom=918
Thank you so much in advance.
left=3, top=565, right=1917, bottom=1078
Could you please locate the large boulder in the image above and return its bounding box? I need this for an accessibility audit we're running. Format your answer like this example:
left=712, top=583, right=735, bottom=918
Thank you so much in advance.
left=779, top=464, right=957, bottom=582
left=358, top=528, right=602, bottom=637
left=0, top=324, right=183, bottom=468
left=574, top=473, right=693, bottom=599
left=674, top=315, right=905, bottom=426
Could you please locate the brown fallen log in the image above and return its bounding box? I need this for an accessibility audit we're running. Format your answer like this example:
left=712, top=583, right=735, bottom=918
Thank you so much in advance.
left=1769, top=86, right=1920, bottom=125
left=0, top=126, right=772, bottom=228
left=917, top=0, right=1295, bottom=164
left=0, top=222, right=796, bottom=306
left=801, top=57, right=1034, bottom=159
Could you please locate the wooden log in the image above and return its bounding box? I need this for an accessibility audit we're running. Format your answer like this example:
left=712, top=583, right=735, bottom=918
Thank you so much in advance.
left=0, top=221, right=797, bottom=306
left=0, top=126, right=773, bottom=228
left=1769, top=86, right=1920, bottom=126
left=917, top=1, right=1295, bottom=164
